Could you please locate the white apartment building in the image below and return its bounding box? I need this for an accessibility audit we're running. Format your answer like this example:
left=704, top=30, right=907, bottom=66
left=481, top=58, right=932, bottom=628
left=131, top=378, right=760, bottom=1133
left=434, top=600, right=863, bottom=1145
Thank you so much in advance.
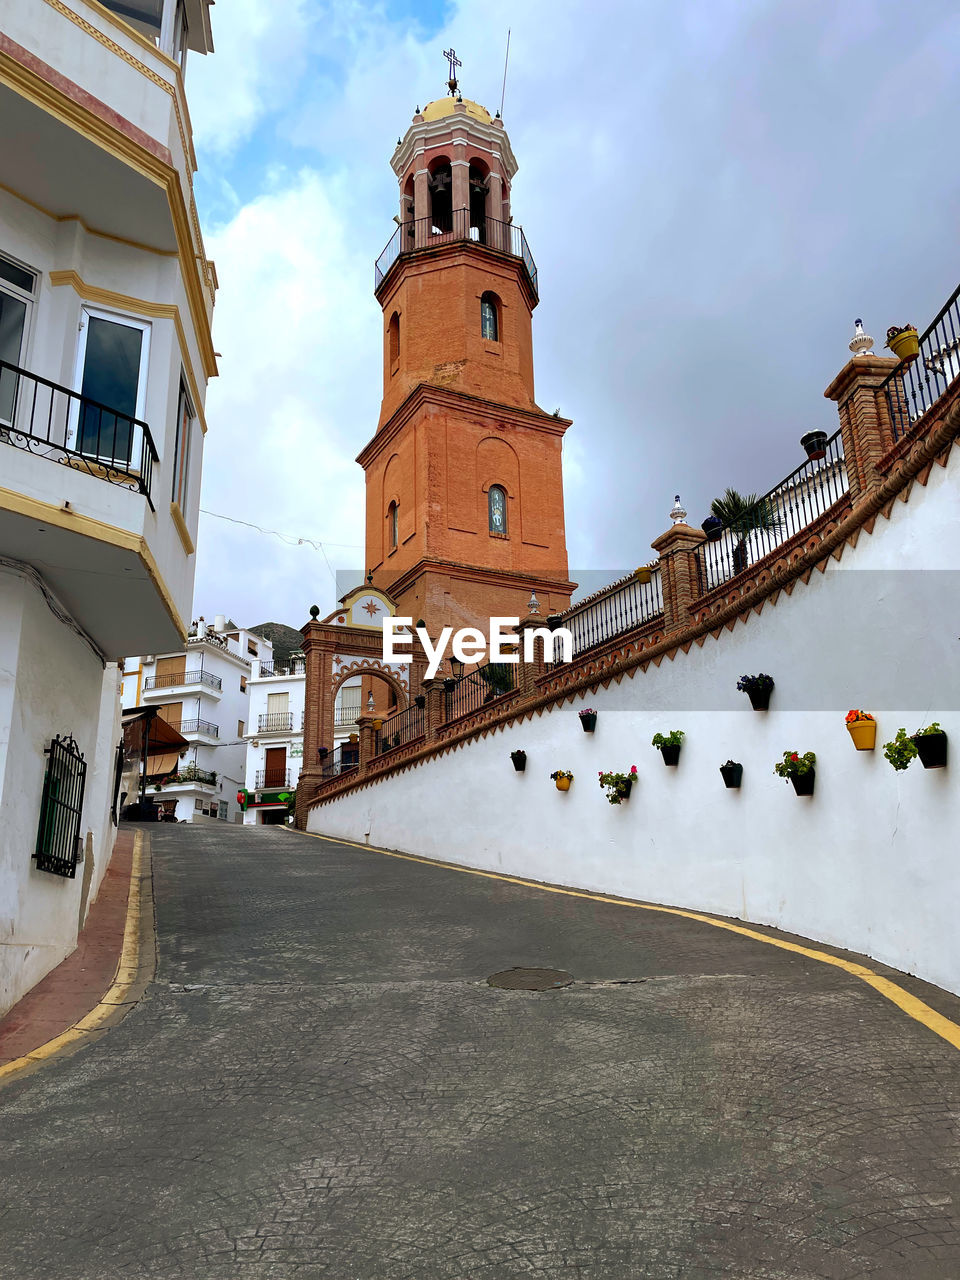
left=242, top=655, right=306, bottom=826
left=0, top=0, right=216, bottom=1015
left=123, top=616, right=269, bottom=824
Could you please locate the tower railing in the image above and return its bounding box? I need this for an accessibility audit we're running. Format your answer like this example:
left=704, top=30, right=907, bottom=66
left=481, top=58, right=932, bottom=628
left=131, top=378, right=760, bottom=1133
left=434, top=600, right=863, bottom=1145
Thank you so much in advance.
left=374, top=210, right=538, bottom=297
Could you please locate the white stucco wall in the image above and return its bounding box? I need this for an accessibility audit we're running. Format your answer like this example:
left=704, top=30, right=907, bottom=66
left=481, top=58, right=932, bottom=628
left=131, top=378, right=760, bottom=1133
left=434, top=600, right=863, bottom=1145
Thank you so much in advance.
left=0, top=567, right=121, bottom=1016
left=309, top=454, right=960, bottom=995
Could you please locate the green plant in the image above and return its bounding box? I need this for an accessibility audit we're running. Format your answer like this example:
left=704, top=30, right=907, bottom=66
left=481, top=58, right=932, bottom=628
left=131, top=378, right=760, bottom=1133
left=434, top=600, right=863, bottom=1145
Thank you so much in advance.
left=479, top=663, right=514, bottom=695
left=550, top=770, right=574, bottom=781
left=883, top=723, right=943, bottom=771
left=651, top=730, right=684, bottom=749
left=774, top=750, right=815, bottom=781
left=710, top=488, right=785, bottom=572
left=598, top=766, right=637, bottom=805
left=916, top=721, right=943, bottom=737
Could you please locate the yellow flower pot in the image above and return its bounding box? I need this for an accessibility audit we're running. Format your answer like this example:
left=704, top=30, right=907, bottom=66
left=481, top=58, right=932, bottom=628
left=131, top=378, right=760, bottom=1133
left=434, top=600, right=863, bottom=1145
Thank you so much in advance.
left=373, top=720, right=383, bottom=731
left=847, top=720, right=876, bottom=751
left=888, top=328, right=919, bottom=362
left=634, top=567, right=652, bottom=584
left=555, top=777, right=572, bottom=792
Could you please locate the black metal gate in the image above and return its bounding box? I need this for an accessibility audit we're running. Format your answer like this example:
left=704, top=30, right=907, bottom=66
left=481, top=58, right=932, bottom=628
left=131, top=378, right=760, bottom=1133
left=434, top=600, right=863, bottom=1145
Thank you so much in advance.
left=34, top=734, right=87, bottom=878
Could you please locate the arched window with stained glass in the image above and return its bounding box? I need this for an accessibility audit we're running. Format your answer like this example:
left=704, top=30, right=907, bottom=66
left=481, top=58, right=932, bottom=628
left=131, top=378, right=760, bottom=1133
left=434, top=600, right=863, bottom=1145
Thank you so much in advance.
left=480, top=292, right=500, bottom=342
left=388, top=500, right=399, bottom=550
left=488, top=485, right=507, bottom=536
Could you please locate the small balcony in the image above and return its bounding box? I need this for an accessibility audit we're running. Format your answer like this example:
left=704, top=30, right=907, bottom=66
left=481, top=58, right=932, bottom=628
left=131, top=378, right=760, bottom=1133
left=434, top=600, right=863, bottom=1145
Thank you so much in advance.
left=374, top=210, right=538, bottom=297
left=0, top=359, right=157, bottom=505
left=258, top=659, right=305, bottom=677
left=143, top=670, right=222, bottom=694
left=256, top=768, right=291, bottom=789
left=163, top=767, right=217, bottom=788
left=257, top=712, right=294, bottom=734
left=334, top=706, right=362, bottom=728
left=169, top=718, right=219, bottom=739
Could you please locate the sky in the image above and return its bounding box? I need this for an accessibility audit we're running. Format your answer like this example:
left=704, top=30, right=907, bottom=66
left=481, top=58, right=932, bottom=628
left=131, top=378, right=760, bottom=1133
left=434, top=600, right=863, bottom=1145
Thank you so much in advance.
left=186, top=0, right=960, bottom=631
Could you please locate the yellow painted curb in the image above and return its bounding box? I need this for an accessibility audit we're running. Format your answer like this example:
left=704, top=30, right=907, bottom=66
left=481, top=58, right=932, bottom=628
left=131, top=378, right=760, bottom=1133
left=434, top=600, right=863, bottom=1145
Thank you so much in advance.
left=0, top=830, right=147, bottom=1084
left=303, top=830, right=960, bottom=1055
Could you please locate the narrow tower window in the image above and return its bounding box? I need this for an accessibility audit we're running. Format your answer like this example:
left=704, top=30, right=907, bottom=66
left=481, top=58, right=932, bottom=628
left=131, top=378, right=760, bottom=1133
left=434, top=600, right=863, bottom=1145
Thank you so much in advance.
left=488, top=486, right=507, bottom=536
left=388, top=501, right=399, bottom=550
left=481, top=293, right=499, bottom=342
left=388, top=312, right=400, bottom=368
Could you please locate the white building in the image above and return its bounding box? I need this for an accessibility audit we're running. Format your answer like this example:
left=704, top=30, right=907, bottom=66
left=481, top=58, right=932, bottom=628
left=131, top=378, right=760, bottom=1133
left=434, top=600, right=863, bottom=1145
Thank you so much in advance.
left=123, top=616, right=268, bottom=823
left=0, top=0, right=216, bottom=1015
left=242, top=654, right=306, bottom=825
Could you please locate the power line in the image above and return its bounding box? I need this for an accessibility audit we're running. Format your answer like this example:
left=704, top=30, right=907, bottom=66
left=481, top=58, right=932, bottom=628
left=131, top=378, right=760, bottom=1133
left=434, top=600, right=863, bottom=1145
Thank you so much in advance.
left=198, top=508, right=363, bottom=583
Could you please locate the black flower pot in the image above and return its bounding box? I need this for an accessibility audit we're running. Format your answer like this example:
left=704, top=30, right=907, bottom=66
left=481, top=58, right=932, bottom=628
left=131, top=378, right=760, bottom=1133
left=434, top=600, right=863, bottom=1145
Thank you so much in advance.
left=701, top=515, right=724, bottom=542
left=579, top=713, right=597, bottom=733
left=414, top=695, right=426, bottom=709
left=546, top=614, right=564, bottom=631
left=791, top=769, right=815, bottom=797
left=659, top=744, right=681, bottom=766
left=511, top=752, right=527, bottom=773
left=720, top=762, right=743, bottom=789
left=800, top=430, right=829, bottom=461
left=913, top=731, right=947, bottom=769
left=746, top=685, right=772, bottom=711
left=616, top=779, right=634, bottom=802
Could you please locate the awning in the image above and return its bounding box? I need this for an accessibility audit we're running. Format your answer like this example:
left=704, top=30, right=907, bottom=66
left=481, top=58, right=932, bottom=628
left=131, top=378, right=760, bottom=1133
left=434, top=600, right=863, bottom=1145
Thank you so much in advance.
left=122, top=707, right=189, bottom=779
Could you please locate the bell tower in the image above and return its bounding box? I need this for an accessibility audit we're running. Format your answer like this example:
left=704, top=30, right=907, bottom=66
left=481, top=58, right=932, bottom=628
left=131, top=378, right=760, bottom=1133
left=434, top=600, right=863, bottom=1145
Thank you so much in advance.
left=359, top=64, right=574, bottom=637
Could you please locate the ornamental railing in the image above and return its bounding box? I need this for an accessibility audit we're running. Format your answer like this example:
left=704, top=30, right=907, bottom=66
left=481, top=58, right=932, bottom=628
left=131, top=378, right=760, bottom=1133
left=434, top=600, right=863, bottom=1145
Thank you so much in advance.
left=444, top=661, right=518, bottom=726
left=320, top=746, right=357, bottom=780
left=376, top=701, right=426, bottom=754
left=258, top=712, right=294, bottom=733
left=375, top=209, right=538, bottom=296
left=696, top=428, right=848, bottom=593
left=169, top=718, right=219, bottom=738
left=256, top=767, right=291, bottom=788
left=144, top=670, right=223, bottom=692
left=0, top=358, right=158, bottom=506
left=334, top=705, right=362, bottom=728
left=258, top=658, right=305, bottom=677
left=879, top=282, right=960, bottom=441
left=559, top=570, right=664, bottom=661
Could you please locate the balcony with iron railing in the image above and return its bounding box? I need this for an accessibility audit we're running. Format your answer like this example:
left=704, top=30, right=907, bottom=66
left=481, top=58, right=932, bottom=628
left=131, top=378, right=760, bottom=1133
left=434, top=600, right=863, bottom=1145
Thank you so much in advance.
left=880, top=282, right=960, bottom=442
left=256, top=768, right=291, bottom=789
left=0, top=359, right=158, bottom=505
left=258, top=712, right=295, bottom=734
left=162, top=767, right=218, bottom=787
left=374, top=210, right=538, bottom=297
left=143, top=670, right=223, bottom=694
left=257, top=658, right=306, bottom=678
left=168, top=719, right=219, bottom=739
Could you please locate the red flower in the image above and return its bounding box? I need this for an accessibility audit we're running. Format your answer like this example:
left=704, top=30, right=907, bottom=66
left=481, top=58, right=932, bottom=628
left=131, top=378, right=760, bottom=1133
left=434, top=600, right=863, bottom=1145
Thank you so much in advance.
left=790, top=753, right=799, bottom=762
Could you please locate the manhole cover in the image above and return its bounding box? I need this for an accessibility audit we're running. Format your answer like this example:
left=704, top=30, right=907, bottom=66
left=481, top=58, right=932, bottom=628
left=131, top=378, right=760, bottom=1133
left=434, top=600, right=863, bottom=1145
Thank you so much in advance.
left=487, top=967, right=574, bottom=991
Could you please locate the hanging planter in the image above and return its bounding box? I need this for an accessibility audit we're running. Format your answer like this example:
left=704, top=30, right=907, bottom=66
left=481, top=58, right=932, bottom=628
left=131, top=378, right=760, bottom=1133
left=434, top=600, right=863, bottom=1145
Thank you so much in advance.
left=845, top=710, right=876, bottom=751
left=551, top=770, right=574, bottom=792
left=800, top=430, right=829, bottom=461
left=651, top=730, right=684, bottom=766
left=372, top=719, right=383, bottom=731
left=719, top=761, right=743, bottom=789
left=414, top=695, right=426, bottom=709
left=634, top=566, right=653, bottom=584
left=701, top=516, right=724, bottom=542
left=886, top=324, right=920, bottom=363
left=598, top=767, right=637, bottom=804
left=579, top=708, right=597, bottom=733
left=913, top=724, right=947, bottom=769
left=738, top=673, right=774, bottom=710
left=511, top=750, right=527, bottom=773
left=774, top=750, right=815, bottom=796
left=348, top=733, right=359, bottom=743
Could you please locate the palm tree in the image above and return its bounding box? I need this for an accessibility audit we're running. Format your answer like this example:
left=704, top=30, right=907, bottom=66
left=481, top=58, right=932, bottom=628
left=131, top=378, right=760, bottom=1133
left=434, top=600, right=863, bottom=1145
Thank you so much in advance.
left=709, top=488, right=784, bottom=573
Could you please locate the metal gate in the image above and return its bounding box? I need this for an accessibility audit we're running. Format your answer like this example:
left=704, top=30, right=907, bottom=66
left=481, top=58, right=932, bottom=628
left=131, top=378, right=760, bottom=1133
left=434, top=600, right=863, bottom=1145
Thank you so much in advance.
left=34, top=734, right=87, bottom=878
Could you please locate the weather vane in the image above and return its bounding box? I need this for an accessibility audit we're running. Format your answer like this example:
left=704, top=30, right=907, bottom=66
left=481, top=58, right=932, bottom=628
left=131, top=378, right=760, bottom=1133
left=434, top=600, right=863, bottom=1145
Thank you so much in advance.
left=443, top=47, right=461, bottom=95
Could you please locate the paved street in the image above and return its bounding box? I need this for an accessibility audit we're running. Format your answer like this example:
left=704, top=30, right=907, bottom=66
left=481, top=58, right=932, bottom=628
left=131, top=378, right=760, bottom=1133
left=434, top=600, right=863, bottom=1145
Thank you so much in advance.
left=3, top=824, right=960, bottom=1278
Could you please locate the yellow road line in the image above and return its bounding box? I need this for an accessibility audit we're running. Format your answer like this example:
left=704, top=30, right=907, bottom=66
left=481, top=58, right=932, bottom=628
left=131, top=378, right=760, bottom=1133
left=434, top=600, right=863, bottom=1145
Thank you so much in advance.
left=0, top=830, right=147, bottom=1084
left=303, top=829, right=960, bottom=1054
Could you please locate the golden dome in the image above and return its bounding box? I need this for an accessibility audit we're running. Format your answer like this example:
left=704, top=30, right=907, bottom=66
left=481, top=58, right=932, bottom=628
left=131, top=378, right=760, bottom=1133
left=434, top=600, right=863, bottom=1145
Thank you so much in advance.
left=421, top=97, right=492, bottom=124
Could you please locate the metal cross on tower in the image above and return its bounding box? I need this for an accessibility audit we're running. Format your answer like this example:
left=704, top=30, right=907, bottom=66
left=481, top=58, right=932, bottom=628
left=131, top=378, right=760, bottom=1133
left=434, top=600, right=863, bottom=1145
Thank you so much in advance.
left=443, top=47, right=461, bottom=94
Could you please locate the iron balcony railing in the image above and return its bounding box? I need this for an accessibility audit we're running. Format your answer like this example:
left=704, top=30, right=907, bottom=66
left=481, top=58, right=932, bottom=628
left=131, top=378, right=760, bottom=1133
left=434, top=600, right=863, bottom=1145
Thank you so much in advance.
left=374, top=209, right=538, bottom=296
left=169, top=718, right=219, bottom=738
left=0, top=358, right=158, bottom=506
left=258, top=658, right=305, bottom=677
left=334, top=705, right=362, bottom=728
left=143, top=670, right=223, bottom=692
left=165, top=768, right=217, bottom=786
left=444, top=661, right=518, bottom=725
left=376, top=702, right=426, bottom=755
left=256, top=768, right=291, bottom=788
left=258, top=712, right=294, bottom=733
left=696, top=428, right=848, bottom=594
left=879, top=282, right=960, bottom=441
left=320, top=746, right=357, bottom=781
left=560, top=571, right=665, bottom=661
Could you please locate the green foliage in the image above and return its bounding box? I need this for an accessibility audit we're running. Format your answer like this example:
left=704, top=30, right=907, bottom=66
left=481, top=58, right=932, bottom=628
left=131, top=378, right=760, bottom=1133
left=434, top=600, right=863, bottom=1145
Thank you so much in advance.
left=550, top=770, right=574, bottom=781
left=479, top=663, right=514, bottom=694
left=916, top=721, right=942, bottom=737
left=651, top=730, right=685, bottom=749
left=774, top=750, right=816, bottom=781
left=883, top=728, right=918, bottom=771
left=710, top=488, right=784, bottom=536
left=598, top=767, right=638, bottom=805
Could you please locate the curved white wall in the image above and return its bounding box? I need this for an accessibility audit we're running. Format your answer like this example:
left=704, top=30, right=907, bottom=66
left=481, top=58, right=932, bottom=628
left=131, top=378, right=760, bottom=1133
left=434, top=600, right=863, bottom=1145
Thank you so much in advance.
left=309, top=453, right=960, bottom=995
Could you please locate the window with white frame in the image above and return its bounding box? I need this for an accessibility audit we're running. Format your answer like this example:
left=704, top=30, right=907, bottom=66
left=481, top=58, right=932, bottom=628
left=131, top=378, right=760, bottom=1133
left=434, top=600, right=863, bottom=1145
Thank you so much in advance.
left=0, top=253, right=37, bottom=424
left=172, top=379, right=194, bottom=510
left=72, top=307, right=150, bottom=466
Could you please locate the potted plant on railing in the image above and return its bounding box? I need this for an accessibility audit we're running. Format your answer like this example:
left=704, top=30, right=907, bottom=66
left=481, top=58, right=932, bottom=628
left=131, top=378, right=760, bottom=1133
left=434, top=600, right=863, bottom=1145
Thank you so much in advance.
left=719, top=760, right=743, bottom=789
left=651, top=730, right=684, bottom=766
left=598, top=766, right=637, bottom=804
left=511, top=749, right=527, bottom=773
left=634, top=565, right=653, bottom=584
left=479, top=663, right=514, bottom=701
left=913, top=722, right=947, bottom=769
left=774, top=750, right=816, bottom=796
left=414, top=694, right=426, bottom=709
left=579, top=708, right=597, bottom=733
left=886, top=324, right=920, bottom=363
left=372, top=718, right=383, bottom=731
left=708, top=489, right=784, bottom=575
left=800, top=430, right=829, bottom=461
left=551, top=769, right=574, bottom=792
left=701, top=515, right=724, bottom=542
left=845, top=709, right=876, bottom=751
left=738, top=673, right=774, bottom=710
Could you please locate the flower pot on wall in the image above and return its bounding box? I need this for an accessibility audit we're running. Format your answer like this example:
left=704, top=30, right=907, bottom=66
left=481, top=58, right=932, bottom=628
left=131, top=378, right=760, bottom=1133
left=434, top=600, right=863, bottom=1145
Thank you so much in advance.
left=720, top=762, right=743, bottom=789
left=746, top=686, right=772, bottom=711
left=791, top=770, right=815, bottom=797
left=913, top=731, right=947, bottom=769
left=555, top=776, right=572, bottom=792
left=659, top=744, right=681, bottom=766
left=579, top=712, right=597, bottom=733
left=800, top=430, right=829, bottom=461
left=701, top=516, right=724, bottom=542
left=847, top=721, right=876, bottom=751
left=414, top=695, right=426, bottom=709
left=511, top=751, right=527, bottom=773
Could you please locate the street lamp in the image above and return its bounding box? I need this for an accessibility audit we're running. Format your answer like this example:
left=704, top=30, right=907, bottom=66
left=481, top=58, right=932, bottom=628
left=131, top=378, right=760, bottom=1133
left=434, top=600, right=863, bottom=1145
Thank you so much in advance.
left=449, top=655, right=464, bottom=680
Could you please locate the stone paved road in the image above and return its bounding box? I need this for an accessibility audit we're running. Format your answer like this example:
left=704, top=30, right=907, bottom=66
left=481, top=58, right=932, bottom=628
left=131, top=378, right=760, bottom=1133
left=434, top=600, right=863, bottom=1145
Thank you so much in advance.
left=3, top=824, right=960, bottom=1278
